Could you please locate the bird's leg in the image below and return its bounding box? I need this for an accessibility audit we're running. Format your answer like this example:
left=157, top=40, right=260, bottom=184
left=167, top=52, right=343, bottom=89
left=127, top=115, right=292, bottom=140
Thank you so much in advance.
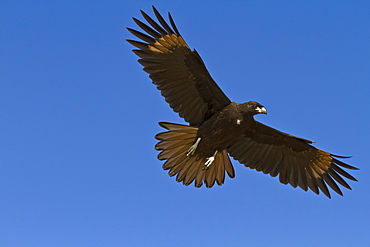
left=187, top=137, right=201, bottom=156
left=204, top=150, right=218, bottom=168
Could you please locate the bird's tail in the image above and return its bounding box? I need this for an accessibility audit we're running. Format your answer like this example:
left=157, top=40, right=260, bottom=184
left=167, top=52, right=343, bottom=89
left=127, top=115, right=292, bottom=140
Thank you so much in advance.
left=155, top=122, right=235, bottom=188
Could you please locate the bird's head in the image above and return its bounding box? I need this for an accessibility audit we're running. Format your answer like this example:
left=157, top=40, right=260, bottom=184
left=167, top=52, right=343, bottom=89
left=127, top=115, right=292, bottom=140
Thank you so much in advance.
left=243, top=101, right=267, bottom=115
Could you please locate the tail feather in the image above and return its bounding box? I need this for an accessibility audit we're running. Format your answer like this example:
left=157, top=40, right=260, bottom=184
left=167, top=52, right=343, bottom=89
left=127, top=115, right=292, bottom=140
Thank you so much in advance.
left=176, top=161, right=197, bottom=184
left=176, top=155, right=197, bottom=182
left=205, top=160, right=216, bottom=188
left=195, top=167, right=206, bottom=187
left=158, top=143, right=188, bottom=160
left=162, top=151, right=186, bottom=170
left=215, top=152, right=226, bottom=185
left=183, top=158, right=203, bottom=185
left=223, top=151, right=235, bottom=178
left=155, top=122, right=235, bottom=188
left=168, top=157, right=187, bottom=176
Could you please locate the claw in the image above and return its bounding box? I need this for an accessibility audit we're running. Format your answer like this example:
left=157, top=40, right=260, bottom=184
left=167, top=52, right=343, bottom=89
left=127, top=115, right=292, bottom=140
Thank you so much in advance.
left=204, top=150, right=218, bottom=168
left=187, top=137, right=201, bottom=156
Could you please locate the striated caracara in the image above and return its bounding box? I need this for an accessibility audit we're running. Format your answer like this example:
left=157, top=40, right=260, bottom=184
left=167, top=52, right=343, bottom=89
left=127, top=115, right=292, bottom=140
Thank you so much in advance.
left=127, top=6, right=359, bottom=198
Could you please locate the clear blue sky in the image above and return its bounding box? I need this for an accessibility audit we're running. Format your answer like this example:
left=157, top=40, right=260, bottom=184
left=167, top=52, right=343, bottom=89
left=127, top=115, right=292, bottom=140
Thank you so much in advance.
left=1, top=1, right=369, bottom=246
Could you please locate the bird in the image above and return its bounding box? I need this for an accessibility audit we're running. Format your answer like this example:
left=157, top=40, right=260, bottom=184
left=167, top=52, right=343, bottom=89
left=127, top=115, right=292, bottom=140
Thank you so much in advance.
left=126, top=6, right=359, bottom=198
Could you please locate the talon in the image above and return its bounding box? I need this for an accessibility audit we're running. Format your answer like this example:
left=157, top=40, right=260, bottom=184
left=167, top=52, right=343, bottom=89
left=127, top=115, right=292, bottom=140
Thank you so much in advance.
left=205, top=157, right=215, bottom=167
left=187, top=137, right=201, bottom=156
left=204, top=150, right=218, bottom=168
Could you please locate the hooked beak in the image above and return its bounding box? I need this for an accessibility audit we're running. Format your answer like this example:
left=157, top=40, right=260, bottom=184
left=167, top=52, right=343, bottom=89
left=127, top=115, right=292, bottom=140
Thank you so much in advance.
left=256, top=106, right=267, bottom=114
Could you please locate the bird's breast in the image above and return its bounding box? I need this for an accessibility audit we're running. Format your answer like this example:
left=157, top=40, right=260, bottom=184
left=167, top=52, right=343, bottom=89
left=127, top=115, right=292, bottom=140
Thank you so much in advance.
left=196, top=107, right=254, bottom=156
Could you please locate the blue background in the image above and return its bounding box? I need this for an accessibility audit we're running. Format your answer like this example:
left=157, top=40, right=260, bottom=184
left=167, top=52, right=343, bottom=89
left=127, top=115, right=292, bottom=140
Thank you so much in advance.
left=1, top=1, right=369, bottom=246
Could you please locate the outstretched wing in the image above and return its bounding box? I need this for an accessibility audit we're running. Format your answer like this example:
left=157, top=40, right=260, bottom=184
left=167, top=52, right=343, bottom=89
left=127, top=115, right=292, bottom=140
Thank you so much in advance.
left=227, top=121, right=359, bottom=198
left=127, top=6, right=231, bottom=126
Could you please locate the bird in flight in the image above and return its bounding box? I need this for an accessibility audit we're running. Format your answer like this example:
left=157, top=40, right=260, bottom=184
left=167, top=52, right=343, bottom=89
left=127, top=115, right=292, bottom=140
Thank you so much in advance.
left=127, top=6, right=359, bottom=198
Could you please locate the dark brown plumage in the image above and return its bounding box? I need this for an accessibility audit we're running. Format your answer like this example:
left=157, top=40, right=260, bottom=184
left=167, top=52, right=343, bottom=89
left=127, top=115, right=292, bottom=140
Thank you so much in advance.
left=127, top=6, right=359, bottom=198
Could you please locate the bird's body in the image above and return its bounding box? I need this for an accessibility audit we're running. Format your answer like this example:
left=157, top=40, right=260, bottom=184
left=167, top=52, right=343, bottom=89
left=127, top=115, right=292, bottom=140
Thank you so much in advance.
left=127, top=6, right=359, bottom=197
left=196, top=102, right=265, bottom=157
